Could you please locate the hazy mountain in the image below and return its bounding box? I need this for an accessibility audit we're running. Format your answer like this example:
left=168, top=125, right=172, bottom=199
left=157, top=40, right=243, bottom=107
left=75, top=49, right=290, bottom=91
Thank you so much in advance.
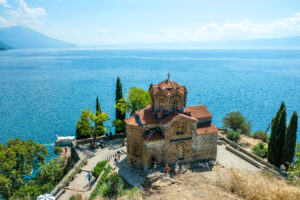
left=0, top=41, right=10, bottom=50
left=0, top=26, right=75, bottom=49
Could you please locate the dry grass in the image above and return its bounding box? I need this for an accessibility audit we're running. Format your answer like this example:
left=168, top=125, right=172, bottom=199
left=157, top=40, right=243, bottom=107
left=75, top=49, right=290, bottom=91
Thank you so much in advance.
left=215, top=168, right=300, bottom=200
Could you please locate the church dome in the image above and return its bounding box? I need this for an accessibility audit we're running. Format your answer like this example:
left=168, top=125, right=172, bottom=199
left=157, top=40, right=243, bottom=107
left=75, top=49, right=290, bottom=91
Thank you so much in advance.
left=150, top=76, right=187, bottom=112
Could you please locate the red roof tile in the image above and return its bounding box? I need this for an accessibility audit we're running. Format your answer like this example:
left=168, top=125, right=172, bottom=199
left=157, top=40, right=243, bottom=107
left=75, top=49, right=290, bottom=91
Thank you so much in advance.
left=124, top=116, right=139, bottom=126
left=134, top=105, right=158, bottom=125
left=197, top=123, right=219, bottom=135
left=184, top=105, right=212, bottom=119
left=159, top=113, right=197, bottom=124
left=151, top=80, right=186, bottom=95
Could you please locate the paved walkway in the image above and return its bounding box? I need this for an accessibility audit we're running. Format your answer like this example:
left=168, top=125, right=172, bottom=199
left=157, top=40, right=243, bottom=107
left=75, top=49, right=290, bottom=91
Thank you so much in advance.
left=216, top=144, right=259, bottom=171
left=58, top=138, right=125, bottom=200
left=110, top=153, right=146, bottom=188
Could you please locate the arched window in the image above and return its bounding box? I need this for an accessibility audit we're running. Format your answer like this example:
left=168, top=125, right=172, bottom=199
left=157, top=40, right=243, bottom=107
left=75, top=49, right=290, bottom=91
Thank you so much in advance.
left=176, top=122, right=185, bottom=135
left=178, top=144, right=184, bottom=160
left=173, top=101, right=177, bottom=110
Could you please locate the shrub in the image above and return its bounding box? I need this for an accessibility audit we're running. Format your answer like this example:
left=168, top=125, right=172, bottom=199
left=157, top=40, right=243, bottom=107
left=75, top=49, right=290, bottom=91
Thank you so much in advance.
left=252, top=142, right=268, bottom=158
left=92, top=160, right=108, bottom=178
left=90, top=165, right=112, bottom=199
left=226, top=129, right=241, bottom=143
left=103, top=173, right=121, bottom=198
left=253, top=131, right=269, bottom=142
left=54, top=145, right=62, bottom=155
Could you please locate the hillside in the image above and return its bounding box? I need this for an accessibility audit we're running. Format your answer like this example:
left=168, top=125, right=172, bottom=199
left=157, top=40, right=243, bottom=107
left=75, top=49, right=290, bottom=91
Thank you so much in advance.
left=0, top=41, right=10, bottom=50
left=0, top=26, right=75, bottom=49
left=141, top=166, right=300, bottom=200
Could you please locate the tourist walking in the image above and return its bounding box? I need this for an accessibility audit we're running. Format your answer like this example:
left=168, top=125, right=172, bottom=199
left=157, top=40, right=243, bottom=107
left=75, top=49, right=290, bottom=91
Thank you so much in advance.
left=87, top=172, right=92, bottom=185
left=100, top=138, right=104, bottom=148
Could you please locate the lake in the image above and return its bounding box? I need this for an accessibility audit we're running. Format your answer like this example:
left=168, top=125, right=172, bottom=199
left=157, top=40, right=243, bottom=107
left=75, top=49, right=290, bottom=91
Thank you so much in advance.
left=0, top=49, right=299, bottom=158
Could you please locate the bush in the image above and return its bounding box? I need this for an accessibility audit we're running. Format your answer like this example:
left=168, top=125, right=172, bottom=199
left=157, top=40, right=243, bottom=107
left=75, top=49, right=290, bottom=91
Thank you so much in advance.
left=252, top=142, right=268, bottom=158
left=54, top=145, right=62, bottom=155
left=90, top=165, right=112, bottom=199
left=92, top=160, right=108, bottom=178
left=103, top=173, right=121, bottom=199
left=253, top=131, right=269, bottom=142
left=226, top=129, right=241, bottom=143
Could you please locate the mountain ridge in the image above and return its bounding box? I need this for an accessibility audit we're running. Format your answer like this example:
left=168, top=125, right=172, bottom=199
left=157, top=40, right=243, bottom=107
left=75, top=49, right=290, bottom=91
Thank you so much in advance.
left=0, top=26, right=76, bottom=49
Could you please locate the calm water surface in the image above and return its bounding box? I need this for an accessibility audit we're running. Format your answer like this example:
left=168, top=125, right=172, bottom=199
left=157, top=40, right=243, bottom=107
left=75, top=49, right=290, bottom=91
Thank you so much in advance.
left=0, top=49, right=299, bottom=158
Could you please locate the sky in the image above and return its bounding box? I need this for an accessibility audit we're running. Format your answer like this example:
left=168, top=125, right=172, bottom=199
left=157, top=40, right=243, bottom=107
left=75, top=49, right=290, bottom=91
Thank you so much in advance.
left=0, top=0, right=300, bottom=45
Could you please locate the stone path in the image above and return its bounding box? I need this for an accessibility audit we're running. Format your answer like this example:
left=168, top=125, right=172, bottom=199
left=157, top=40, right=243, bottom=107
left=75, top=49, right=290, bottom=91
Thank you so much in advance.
left=216, top=144, right=259, bottom=171
left=58, top=138, right=125, bottom=200
left=110, top=152, right=146, bottom=188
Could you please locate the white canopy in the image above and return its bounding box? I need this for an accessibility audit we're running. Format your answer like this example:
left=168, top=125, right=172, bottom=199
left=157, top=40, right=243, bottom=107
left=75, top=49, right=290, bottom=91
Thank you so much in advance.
left=37, top=194, right=56, bottom=200
left=56, top=135, right=75, bottom=141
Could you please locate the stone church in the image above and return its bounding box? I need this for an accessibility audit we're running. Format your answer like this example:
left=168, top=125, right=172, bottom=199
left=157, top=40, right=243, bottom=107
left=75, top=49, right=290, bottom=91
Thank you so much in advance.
left=124, top=77, right=218, bottom=170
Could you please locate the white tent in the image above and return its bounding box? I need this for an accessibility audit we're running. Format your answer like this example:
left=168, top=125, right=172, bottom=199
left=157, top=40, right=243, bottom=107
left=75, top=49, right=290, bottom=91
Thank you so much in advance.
left=37, top=194, right=56, bottom=200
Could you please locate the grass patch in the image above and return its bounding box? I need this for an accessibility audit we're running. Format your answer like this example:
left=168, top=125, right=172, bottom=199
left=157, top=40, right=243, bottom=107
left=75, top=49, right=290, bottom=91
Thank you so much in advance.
left=89, top=165, right=141, bottom=200
left=92, top=160, right=109, bottom=178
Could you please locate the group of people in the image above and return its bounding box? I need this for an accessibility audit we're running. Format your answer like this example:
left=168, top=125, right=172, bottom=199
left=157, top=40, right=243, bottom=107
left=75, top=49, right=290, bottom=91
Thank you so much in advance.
left=114, top=150, right=122, bottom=166
left=152, top=161, right=180, bottom=177
left=164, top=162, right=180, bottom=177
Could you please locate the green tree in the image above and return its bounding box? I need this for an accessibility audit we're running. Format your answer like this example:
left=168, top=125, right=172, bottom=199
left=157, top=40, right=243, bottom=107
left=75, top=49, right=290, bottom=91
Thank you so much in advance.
left=281, top=111, right=298, bottom=165
left=252, top=142, right=268, bottom=158
left=116, top=87, right=151, bottom=116
left=35, top=157, right=66, bottom=186
left=268, top=102, right=287, bottom=167
left=115, top=77, right=125, bottom=133
left=0, top=139, right=48, bottom=198
left=76, top=109, right=93, bottom=139
left=226, top=129, right=241, bottom=143
left=253, top=130, right=269, bottom=142
left=112, top=119, right=125, bottom=133
left=222, top=112, right=251, bottom=135
left=90, top=110, right=109, bottom=145
left=95, top=97, right=104, bottom=137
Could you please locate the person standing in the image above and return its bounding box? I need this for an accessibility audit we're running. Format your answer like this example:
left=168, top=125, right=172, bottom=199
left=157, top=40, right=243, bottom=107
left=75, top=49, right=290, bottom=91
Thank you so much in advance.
left=87, top=172, right=92, bottom=184
left=174, top=162, right=180, bottom=176
left=164, top=164, right=170, bottom=174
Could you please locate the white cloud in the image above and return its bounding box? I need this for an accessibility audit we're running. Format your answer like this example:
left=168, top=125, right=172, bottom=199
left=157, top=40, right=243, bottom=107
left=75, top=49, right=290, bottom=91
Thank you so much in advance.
left=0, top=16, right=13, bottom=27
left=9, top=0, right=47, bottom=25
left=96, top=27, right=109, bottom=34
left=0, top=0, right=11, bottom=8
left=157, top=12, right=300, bottom=42
left=0, top=0, right=47, bottom=27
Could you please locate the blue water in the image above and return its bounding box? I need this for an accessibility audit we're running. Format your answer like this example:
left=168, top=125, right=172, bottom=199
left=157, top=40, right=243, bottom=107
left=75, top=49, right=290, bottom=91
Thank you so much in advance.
left=0, top=49, right=300, bottom=158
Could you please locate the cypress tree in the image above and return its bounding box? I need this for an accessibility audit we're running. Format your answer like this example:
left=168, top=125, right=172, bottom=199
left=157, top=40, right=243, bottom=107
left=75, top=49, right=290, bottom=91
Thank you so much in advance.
left=115, top=77, right=125, bottom=133
left=149, top=83, right=153, bottom=91
left=95, top=97, right=104, bottom=135
left=281, top=111, right=298, bottom=165
left=268, top=102, right=286, bottom=167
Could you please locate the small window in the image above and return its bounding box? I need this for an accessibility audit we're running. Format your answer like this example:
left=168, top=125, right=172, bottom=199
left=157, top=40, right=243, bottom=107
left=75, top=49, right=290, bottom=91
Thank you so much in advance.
left=178, top=145, right=184, bottom=160
left=176, top=131, right=184, bottom=135
left=173, top=101, right=177, bottom=110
